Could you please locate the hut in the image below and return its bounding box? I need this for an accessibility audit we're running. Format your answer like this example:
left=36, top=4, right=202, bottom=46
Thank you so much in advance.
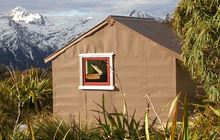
left=44, top=16, right=198, bottom=122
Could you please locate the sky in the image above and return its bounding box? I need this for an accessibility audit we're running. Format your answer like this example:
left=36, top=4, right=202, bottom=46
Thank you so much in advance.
left=0, top=0, right=180, bottom=18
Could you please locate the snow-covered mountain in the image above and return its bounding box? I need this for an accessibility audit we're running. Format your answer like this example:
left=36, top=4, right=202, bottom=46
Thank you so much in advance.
left=129, top=10, right=155, bottom=19
left=129, top=10, right=163, bottom=22
left=0, top=6, right=165, bottom=70
left=8, top=6, right=51, bottom=25
left=0, top=15, right=55, bottom=69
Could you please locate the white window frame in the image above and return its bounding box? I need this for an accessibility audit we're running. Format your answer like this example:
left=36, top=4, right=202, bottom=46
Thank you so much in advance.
left=79, top=53, right=114, bottom=90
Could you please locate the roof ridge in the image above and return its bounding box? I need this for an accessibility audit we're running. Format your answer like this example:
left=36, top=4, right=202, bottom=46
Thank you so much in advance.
left=109, top=15, right=156, bottom=21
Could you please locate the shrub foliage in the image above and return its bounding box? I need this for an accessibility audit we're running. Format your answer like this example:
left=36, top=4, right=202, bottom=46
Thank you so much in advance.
left=172, top=0, right=220, bottom=102
left=0, top=68, right=52, bottom=139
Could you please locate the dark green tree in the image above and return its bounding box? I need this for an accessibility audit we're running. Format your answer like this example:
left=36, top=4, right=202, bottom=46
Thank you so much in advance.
left=0, top=64, right=10, bottom=80
left=173, top=0, right=220, bottom=102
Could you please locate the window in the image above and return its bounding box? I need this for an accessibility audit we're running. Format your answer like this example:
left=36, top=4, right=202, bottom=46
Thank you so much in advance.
left=79, top=53, right=114, bottom=90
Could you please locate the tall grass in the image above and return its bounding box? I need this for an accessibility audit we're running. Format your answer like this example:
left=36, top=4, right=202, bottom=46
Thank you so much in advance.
left=7, top=93, right=220, bottom=140
left=92, top=95, right=145, bottom=140
left=14, top=94, right=191, bottom=140
left=13, top=114, right=101, bottom=140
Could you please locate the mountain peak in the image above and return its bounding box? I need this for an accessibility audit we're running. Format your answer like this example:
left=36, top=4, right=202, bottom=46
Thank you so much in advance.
left=129, top=10, right=155, bottom=19
left=13, top=6, right=28, bottom=12
left=129, top=10, right=164, bottom=22
left=8, top=6, right=50, bottom=25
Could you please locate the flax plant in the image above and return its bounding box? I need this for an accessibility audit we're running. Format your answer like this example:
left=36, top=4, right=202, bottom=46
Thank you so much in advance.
left=0, top=68, right=52, bottom=137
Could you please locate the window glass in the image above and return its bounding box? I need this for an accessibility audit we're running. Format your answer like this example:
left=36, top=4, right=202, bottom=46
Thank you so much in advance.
left=84, top=59, right=108, bottom=83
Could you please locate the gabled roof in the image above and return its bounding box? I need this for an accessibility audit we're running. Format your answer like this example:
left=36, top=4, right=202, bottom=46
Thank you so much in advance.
left=44, top=15, right=181, bottom=63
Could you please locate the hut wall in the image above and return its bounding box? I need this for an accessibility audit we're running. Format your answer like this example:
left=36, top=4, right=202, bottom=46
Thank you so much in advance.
left=52, top=22, right=177, bottom=122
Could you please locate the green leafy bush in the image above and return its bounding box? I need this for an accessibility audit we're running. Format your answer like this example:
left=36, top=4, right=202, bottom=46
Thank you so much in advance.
left=0, top=67, right=52, bottom=138
left=189, top=104, right=220, bottom=139
left=173, top=0, right=220, bottom=102
left=0, top=68, right=52, bottom=114
left=0, top=87, right=17, bottom=139
left=0, top=64, right=10, bottom=80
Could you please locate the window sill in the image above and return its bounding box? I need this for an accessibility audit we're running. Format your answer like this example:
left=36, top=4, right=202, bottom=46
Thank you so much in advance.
left=79, top=85, right=114, bottom=90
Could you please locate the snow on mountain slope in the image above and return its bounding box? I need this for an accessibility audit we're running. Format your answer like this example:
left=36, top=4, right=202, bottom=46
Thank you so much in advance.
left=129, top=10, right=163, bottom=22
left=129, top=10, right=155, bottom=19
left=0, top=15, right=55, bottom=69
left=46, top=16, right=102, bottom=49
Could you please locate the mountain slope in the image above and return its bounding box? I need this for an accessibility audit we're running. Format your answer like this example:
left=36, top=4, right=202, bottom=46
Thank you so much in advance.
left=0, top=15, right=55, bottom=69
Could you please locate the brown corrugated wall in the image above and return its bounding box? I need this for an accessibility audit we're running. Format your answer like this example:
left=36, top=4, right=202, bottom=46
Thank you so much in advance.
left=52, top=21, right=177, bottom=123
